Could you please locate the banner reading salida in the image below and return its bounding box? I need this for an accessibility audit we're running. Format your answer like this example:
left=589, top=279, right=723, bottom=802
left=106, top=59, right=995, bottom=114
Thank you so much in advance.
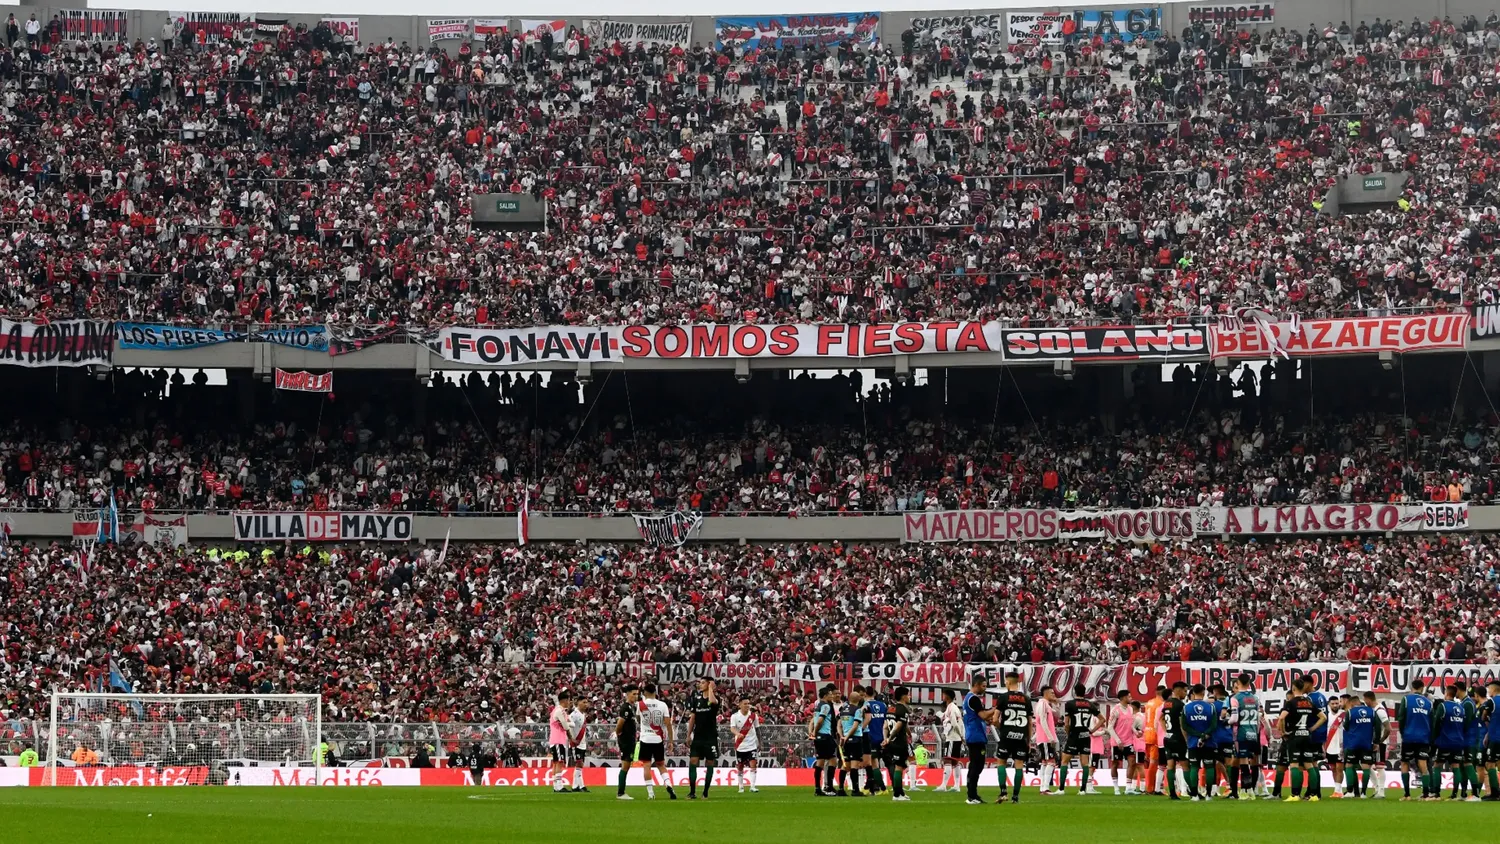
left=435, top=322, right=1002, bottom=367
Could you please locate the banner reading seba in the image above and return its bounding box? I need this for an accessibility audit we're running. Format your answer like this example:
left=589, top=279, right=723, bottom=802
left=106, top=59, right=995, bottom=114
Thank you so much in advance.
left=234, top=512, right=412, bottom=542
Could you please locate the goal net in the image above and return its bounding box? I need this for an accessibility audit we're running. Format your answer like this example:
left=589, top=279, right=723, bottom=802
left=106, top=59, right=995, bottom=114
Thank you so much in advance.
left=46, top=693, right=321, bottom=786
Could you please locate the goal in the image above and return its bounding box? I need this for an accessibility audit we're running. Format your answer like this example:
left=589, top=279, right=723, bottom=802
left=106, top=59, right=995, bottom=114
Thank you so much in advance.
left=46, top=693, right=322, bottom=786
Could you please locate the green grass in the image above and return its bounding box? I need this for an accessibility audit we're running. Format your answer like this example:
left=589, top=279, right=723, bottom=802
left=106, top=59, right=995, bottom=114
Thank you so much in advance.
left=0, top=786, right=1481, bottom=842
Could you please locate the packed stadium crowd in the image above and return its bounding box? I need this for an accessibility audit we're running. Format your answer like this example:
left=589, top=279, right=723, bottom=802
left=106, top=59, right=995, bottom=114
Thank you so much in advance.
left=0, top=14, right=1497, bottom=325
left=0, top=534, right=1495, bottom=726
left=0, top=362, right=1493, bottom=515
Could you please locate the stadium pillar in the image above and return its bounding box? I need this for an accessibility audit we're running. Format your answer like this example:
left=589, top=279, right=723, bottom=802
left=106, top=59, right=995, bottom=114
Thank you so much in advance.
left=236, top=371, right=256, bottom=423
left=1483, top=351, right=1500, bottom=395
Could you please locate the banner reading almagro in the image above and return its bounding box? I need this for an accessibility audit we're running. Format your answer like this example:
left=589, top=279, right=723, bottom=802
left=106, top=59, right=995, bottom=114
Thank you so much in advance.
left=583, top=18, right=692, bottom=47
left=1195, top=502, right=1467, bottom=535
left=434, top=322, right=1002, bottom=366
left=0, top=319, right=113, bottom=367
left=116, top=322, right=245, bottom=350
left=1209, top=313, right=1468, bottom=358
left=233, top=511, right=413, bottom=542
left=1000, top=324, right=1206, bottom=361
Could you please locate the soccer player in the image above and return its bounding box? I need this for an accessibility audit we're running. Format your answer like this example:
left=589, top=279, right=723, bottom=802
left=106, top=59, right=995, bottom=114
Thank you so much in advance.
left=1434, top=683, right=1470, bottom=801
left=1305, top=678, right=1331, bottom=800
left=994, top=672, right=1033, bottom=804
left=549, top=689, right=574, bottom=793
left=1033, top=687, right=1060, bottom=795
left=1280, top=681, right=1326, bottom=802
left=1365, top=691, right=1391, bottom=799
left=685, top=678, right=720, bottom=800
left=1129, top=700, right=1149, bottom=793
left=961, top=676, right=994, bottom=805
left=882, top=686, right=913, bottom=801
left=937, top=688, right=964, bottom=793
left=1143, top=685, right=1166, bottom=795
left=1461, top=683, right=1483, bottom=800
left=1161, top=682, right=1189, bottom=800
left=1060, top=684, right=1096, bottom=795
left=1484, top=680, right=1500, bottom=801
left=864, top=687, right=888, bottom=794
left=614, top=684, right=640, bottom=800
left=1342, top=693, right=1378, bottom=798
left=1322, top=694, right=1345, bottom=798
left=808, top=685, right=838, bottom=796
left=729, top=699, right=760, bottom=793
left=1396, top=679, right=1435, bottom=800
left=1208, top=685, right=1235, bottom=798
left=909, top=740, right=929, bottom=791
left=1270, top=691, right=1291, bottom=800
left=1229, top=673, right=1262, bottom=800
left=637, top=682, right=677, bottom=800
left=1109, top=690, right=1138, bottom=795
left=1182, top=684, right=1215, bottom=801
left=567, top=696, right=591, bottom=792
left=837, top=686, right=870, bottom=796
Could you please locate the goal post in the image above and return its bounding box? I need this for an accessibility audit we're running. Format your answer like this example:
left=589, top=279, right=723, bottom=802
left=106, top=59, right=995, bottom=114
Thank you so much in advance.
left=46, top=692, right=321, bottom=786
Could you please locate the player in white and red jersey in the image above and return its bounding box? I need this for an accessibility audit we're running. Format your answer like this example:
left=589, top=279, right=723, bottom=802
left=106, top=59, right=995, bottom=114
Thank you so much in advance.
left=548, top=690, right=574, bottom=793
left=1110, top=691, right=1140, bottom=795
left=1033, top=688, right=1060, bottom=794
left=730, top=700, right=761, bottom=793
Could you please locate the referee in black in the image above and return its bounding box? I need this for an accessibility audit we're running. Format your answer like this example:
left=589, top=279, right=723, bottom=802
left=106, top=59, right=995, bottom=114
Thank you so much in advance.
left=614, top=683, right=640, bottom=800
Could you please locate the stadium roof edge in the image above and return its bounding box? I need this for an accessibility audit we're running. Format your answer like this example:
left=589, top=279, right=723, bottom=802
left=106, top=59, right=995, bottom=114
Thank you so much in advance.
left=92, top=0, right=1121, bottom=17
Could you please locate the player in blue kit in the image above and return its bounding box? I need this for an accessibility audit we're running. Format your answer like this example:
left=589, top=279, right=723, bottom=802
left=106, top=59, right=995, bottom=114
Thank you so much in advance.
left=1209, top=685, right=1236, bottom=799
left=863, top=687, right=888, bottom=794
left=1434, top=684, right=1471, bottom=802
left=1485, top=681, right=1500, bottom=801
left=1396, top=679, right=1435, bottom=800
left=1304, top=679, right=1330, bottom=800
left=1340, top=694, right=1379, bottom=798
left=1182, top=685, right=1216, bottom=801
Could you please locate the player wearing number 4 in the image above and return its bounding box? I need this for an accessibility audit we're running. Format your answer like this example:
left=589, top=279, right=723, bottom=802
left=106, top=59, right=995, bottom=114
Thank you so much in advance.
left=730, top=700, right=760, bottom=793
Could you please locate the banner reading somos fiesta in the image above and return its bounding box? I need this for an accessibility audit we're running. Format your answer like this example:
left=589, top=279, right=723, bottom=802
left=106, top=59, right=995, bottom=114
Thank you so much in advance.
left=432, top=322, right=1001, bottom=366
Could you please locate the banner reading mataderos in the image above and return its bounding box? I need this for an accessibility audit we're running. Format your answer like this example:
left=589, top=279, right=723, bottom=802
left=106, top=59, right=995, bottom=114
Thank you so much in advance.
left=1187, top=3, right=1276, bottom=26
left=902, top=508, right=1196, bottom=543
left=1193, top=503, right=1464, bottom=536
left=1000, top=325, right=1207, bottom=361
left=715, top=13, right=879, bottom=50
left=583, top=19, right=692, bottom=47
left=1209, top=313, right=1468, bottom=358
left=233, top=512, right=412, bottom=542
left=909, top=14, right=1004, bottom=42
left=116, top=322, right=245, bottom=351
left=1005, top=11, right=1065, bottom=44
left=0, top=320, right=113, bottom=368
left=1071, top=7, right=1164, bottom=41
left=434, top=322, right=1002, bottom=366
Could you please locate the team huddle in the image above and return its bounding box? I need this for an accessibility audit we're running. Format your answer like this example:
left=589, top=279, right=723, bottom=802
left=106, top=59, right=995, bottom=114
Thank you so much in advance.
left=545, top=673, right=1500, bottom=804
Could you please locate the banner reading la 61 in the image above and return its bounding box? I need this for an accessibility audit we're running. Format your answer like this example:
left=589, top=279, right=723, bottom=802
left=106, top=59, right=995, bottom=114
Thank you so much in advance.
left=434, top=322, right=1002, bottom=367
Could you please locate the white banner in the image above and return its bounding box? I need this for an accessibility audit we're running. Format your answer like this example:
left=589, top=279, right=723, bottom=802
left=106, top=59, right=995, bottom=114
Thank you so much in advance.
left=1209, top=313, right=1468, bottom=359
left=0, top=319, right=113, bottom=368
left=1005, top=11, right=1065, bottom=44
left=1196, top=503, right=1438, bottom=536
left=632, top=511, right=703, bottom=547
left=426, top=18, right=469, bottom=40
left=321, top=17, right=359, bottom=41
left=1188, top=3, right=1276, bottom=26
left=143, top=514, right=188, bottom=547
left=433, top=322, right=1003, bottom=367
left=583, top=18, right=692, bottom=47
left=233, top=512, right=413, bottom=542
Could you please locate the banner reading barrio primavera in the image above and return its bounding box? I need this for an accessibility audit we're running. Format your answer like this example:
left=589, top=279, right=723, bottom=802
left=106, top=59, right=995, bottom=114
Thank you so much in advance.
left=1208, top=313, right=1468, bottom=358
left=0, top=319, right=113, bottom=367
left=233, top=512, right=412, bottom=542
left=583, top=19, right=691, bottom=48
left=433, top=322, right=1002, bottom=366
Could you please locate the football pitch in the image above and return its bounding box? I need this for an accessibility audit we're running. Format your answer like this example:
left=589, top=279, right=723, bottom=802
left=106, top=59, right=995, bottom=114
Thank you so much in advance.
left=0, top=787, right=1482, bottom=842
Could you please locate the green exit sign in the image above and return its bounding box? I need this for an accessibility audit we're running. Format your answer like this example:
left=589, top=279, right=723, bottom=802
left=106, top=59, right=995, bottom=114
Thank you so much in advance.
left=495, top=199, right=521, bottom=213
left=1362, top=175, right=1386, bottom=191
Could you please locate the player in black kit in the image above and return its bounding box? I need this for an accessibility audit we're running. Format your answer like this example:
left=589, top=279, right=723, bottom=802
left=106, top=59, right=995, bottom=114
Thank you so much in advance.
left=686, top=678, right=720, bottom=799
left=882, top=686, right=913, bottom=801
left=614, top=683, right=640, bottom=800
left=995, top=672, right=1033, bottom=804
left=1060, top=685, right=1097, bottom=795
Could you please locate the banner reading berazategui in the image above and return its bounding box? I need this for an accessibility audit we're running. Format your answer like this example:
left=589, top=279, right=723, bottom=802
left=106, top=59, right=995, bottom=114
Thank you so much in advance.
left=433, top=322, right=1002, bottom=366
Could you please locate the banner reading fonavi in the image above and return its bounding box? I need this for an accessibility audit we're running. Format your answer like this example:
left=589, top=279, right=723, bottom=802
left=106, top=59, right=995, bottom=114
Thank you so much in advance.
left=433, top=322, right=1001, bottom=366
left=715, top=13, right=879, bottom=50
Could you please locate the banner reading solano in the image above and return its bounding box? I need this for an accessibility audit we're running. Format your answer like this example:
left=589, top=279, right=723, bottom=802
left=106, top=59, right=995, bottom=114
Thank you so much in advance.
left=583, top=18, right=692, bottom=47
left=715, top=13, right=879, bottom=50
left=633, top=511, right=703, bottom=547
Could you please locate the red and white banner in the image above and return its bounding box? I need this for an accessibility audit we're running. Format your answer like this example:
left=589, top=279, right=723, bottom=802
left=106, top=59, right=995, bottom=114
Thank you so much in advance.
left=1351, top=663, right=1500, bottom=695
left=232, top=512, right=412, bottom=542
left=35, top=766, right=210, bottom=787
left=274, top=369, right=333, bottom=393
left=71, top=514, right=145, bottom=542
left=520, top=19, right=567, bottom=42
left=901, top=508, right=1196, bottom=543
left=435, top=322, right=1004, bottom=367
left=1196, top=503, right=1435, bottom=536
left=1208, top=313, right=1468, bottom=359
left=426, top=18, right=469, bottom=40
left=321, top=17, right=359, bottom=41
left=472, top=19, right=509, bottom=36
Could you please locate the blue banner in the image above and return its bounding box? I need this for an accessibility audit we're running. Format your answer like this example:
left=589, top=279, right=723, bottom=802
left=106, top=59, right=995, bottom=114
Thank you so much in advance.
left=251, top=326, right=330, bottom=352
left=115, top=322, right=246, bottom=350
left=1072, top=7, right=1163, bottom=41
left=715, top=13, right=879, bottom=50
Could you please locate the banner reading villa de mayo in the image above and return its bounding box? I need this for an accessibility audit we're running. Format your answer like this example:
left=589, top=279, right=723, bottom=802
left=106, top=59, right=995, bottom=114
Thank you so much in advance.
left=432, top=322, right=1003, bottom=366
left=901, top=503, right=1468, bottom=542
